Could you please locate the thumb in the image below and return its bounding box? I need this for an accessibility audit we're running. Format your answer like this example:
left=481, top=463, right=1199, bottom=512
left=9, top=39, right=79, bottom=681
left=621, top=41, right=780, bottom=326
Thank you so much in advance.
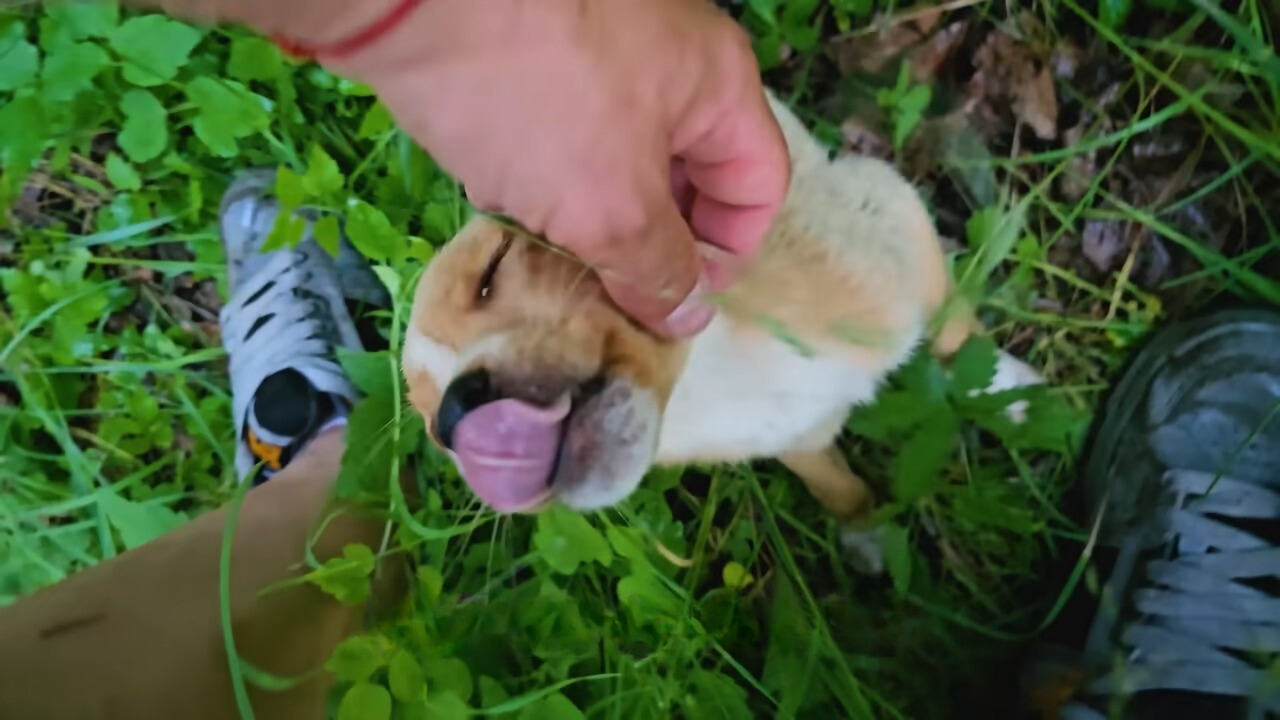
left=592, top=191, right=713, bottom=340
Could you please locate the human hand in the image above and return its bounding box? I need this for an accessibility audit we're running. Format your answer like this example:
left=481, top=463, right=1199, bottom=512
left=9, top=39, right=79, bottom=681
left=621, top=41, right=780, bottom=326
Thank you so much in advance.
left=324, top=0, right=791, bottom=338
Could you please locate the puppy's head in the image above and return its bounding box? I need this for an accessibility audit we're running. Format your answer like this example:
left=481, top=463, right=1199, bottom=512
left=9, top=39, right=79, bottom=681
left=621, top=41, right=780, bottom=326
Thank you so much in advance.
left=402, top=216, right=689, bottom=514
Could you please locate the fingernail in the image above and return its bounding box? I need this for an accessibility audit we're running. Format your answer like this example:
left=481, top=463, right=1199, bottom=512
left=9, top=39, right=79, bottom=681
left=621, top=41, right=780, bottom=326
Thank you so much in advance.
left=661, top=270, right=715, bottom=338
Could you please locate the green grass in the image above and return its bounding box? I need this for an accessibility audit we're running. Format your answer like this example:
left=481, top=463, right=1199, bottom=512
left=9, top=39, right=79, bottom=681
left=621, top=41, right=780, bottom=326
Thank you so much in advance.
left=1, top=0, right=1277, bottom=718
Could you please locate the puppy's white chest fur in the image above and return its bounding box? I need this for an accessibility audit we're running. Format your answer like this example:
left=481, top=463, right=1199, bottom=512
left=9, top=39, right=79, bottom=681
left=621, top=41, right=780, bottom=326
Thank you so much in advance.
left=654, top=316, right=917, bottom=465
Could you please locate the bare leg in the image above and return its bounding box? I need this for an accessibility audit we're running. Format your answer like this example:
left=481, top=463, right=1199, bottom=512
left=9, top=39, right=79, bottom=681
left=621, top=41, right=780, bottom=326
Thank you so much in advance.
left=0, top=171, right=411, bottom=719
left=0, top=430, right=404, bottom=720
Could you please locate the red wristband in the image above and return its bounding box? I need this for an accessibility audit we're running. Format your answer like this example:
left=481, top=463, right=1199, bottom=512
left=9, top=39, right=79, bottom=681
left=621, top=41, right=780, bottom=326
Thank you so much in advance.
left=271, top=0, right=426, bottom=62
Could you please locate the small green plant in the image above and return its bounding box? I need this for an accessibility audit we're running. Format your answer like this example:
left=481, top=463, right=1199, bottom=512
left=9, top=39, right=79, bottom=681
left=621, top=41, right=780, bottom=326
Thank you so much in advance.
left=876, top=61, right=933, bottom=153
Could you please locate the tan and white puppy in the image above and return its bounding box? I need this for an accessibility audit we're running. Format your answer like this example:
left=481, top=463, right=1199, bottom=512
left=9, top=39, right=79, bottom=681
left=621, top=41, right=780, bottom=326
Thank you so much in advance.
left=401, top=92, right=1041, bottom=571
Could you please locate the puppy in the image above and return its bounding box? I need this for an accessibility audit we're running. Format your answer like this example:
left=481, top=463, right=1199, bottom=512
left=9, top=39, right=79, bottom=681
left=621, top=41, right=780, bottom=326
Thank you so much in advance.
left=401, top=92, right=1041, bottom=572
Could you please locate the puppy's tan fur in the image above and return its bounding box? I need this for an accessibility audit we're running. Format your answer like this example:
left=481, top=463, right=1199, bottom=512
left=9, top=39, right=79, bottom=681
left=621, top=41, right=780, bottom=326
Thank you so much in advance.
left=402, top=92, right=1040, bottom=570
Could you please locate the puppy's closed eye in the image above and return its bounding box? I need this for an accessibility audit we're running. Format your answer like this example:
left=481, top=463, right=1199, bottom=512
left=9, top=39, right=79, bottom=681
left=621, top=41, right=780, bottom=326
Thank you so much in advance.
left=476, top=231, right=515, bottom=304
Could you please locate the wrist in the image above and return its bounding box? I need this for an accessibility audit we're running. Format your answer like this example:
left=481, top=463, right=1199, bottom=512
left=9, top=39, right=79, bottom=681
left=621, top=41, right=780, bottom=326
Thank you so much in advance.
left=269, top=0, right=404, bottom=48
left=315, top=0, right=528, bottom=80
left=271, top=0, right=428, bottom=61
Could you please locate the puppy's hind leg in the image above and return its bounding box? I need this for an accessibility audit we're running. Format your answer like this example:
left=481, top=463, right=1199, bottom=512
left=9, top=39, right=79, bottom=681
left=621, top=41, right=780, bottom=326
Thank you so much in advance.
left=778, top=446, right=884, bottom=575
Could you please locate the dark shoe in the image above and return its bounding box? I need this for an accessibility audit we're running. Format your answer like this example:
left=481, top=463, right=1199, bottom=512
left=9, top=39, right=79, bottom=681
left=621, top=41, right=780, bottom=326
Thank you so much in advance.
left=1024, top=307, right=1280, bottom=720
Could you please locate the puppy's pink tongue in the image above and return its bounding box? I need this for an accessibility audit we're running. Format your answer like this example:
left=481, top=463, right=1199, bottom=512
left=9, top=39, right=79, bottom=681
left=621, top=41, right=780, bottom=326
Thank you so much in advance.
left=451, top=396, right=570, bottom=513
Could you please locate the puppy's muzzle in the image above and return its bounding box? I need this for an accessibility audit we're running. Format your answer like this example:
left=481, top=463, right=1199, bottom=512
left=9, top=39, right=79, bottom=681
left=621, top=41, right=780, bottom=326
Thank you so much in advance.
left=434, top=368, right=603, bottom=513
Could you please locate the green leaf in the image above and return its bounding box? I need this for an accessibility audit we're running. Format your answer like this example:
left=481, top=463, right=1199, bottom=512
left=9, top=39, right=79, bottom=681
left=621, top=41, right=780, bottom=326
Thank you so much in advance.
left=332, top=348, right=420, bottom=497
left=105, top=153, right=141, bottom=191
left=388, top=649, right=427, bottom=703
left=422, top=656, right=473, bottom=704
left=109, top=15, right=202, bottom=86
left=784, top=23, right=820, bottom=52
left=948, top=336, right=999, bottom=396
left=417, top=566, right=444, bottom=605
left=1098, top=0, right=1133, bottom=29
left=371, top=265, right=401, bottom=299
left=46, top=1, right=120, bottom=40
left=420, top=691, right=470, bottom=720
left=274, top=165, right=306, bottom=210
left=617, top=571, right=682, bottom=628
left=782, top=0, right=822, bottom=25
left=478, top=676, right=509, bottom=709
left=722, top=561, right=754, bottom=590
left=0, top=38, right=39, bottom=91
left=847, top=387, right=939, bottom=441
left=185, top=77, right=270, bottom=157
left=41, top=41, right=109, bottom=101
left=533, top=506, right=613, bottom=575
left=314, top=215, right=342, bottom=257
left=892, top=83, right=932, bottom=151
left=0, top=94, right=46, bottom=174
left=517, top=693, right=585, bottom=720
left=337, top=682, right=391, bottom=720
left=751, top=32, right=783, bottom=72
left=336, top=349, right=394, bottom=399
left=881, top=522, right=912, bottom=594
left=305, top=543, right=376, bottom=605
left=746, top=0, right=780, bottom=26
left=227, top=36, right=284, bottom=82
left=344, top=199, right=405, bottom=262
left=687, top=670, right=752, bottom=720
left=261, top=212, right=307, bottom=253
left=302, top=145, right=344, bottom=197
left=118, top=89, right=168, bottom=163
left=605, top=526, right=648, bottom=564
left=959, top=204, right=1026, bottom=297
left=96, top=490, right=186, bottom=550
left=357, top=102, right=394, bottom=139
left=973, top=390, right=1088, bottom=454
left=325, top=634, right=390, bottom=683
left=892, top=410, right=959, bottom=503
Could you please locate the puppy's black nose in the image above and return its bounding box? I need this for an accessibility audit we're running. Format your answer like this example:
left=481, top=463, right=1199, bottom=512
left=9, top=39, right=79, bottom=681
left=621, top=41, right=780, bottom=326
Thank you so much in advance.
left=435, top=368, right=500, bottom=449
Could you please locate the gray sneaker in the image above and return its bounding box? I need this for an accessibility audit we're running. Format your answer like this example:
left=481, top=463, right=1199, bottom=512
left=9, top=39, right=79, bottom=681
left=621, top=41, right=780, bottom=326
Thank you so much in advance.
left=1024, top=307, right=1280, bottom=720
left=217, top=169, right=389, bottom=484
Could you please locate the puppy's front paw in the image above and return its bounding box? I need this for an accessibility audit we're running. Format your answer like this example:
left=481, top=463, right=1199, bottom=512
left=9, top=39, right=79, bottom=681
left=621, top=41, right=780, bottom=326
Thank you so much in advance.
left=968, top=350, right=1046, bottom=424
left=840, top=525, right=886, bottom=575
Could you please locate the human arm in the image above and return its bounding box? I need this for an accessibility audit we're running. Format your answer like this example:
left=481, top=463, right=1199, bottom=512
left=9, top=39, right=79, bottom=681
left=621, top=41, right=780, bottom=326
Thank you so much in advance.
left=125, top=0, right=792, bottom=338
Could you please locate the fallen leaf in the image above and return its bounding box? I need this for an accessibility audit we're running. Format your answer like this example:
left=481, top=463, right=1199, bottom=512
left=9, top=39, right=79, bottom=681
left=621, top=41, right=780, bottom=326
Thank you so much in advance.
left=1136, top=232, right=1172, bottom=288
left=911, top=6, right=946, bottom=34
left=198, top=321, right=221, bottom=344
left=1082, top=219, right=1128, bottom=273
left=967, top=30, right=1060, bottom=141
left=192, top=278, right=224, bottom=314
left=174, top=426, right=196, bottom=454
left=841, top=116, right=891, bottom=158
left=1016, top=67, right=1059, bottom=140
left=829, top=23, right=923, bottom=76
left=1051, top=38, right=1084, bottom=80
left=907, top=20, right=968, bottom=83
left=125, top=266, right=155, bottom=283
left=1057, top=124, right=1096, bottom=201
left=1131, top=136, right=1190, bottom=160
left=1033, top=298, right=1065, bottom=314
